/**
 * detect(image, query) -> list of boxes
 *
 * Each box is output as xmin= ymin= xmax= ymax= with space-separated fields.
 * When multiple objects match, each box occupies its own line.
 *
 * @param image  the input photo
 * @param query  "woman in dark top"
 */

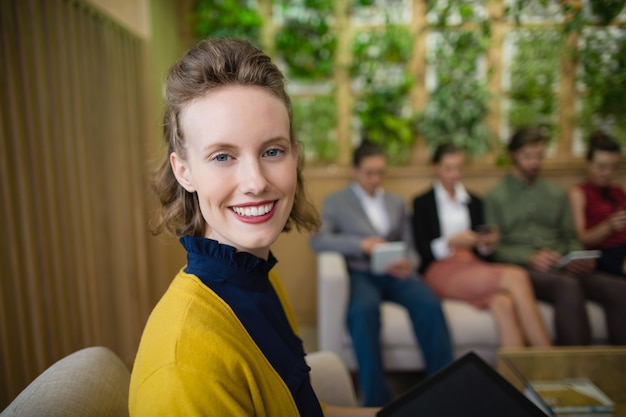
xmin=569 ymin=131 xmax=626 ymax=277
xmin=411 ymin=143 xmax=551 ymax=347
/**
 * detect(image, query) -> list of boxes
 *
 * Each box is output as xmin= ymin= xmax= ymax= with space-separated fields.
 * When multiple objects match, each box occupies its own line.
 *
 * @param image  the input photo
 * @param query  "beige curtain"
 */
xmin=0 ymin=0 xmax=159 ymax=406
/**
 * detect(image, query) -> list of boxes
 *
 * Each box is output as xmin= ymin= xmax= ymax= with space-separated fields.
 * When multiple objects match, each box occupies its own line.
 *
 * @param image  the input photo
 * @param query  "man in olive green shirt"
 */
xmin=485 ymin=126 xmax=626 ymax=345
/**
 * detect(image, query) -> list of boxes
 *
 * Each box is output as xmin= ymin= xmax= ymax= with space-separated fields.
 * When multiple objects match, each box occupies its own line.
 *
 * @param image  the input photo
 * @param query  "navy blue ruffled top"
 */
xmin=181 ymin=235 xmax=323 ymax=417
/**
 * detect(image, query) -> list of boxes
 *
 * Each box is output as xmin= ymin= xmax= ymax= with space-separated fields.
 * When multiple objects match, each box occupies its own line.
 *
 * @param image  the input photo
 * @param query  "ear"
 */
xmin=293 ymin=142 xmax=300 ymax=159
xmin=170 ymin=152 xmax=196 ymax=193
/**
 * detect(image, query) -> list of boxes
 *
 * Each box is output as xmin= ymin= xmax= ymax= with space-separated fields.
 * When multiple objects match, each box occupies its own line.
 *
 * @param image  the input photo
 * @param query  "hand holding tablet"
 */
xmin=554 ymin=250 xmax=601 ymax=269
xmin=371 ymin=241 xmax=407 ymax=274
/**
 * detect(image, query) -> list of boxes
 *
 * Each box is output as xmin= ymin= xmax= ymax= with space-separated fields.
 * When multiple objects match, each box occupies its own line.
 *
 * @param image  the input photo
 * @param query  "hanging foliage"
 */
xmin=292 ymin=94 xmax=338 ymax=163
xmin=351 ymin=24 xmax=417 ymax=165
xmin=190 ymin=0 xmax=262 ymax=44
xmin=274 ymin=0 xmax=336 ymax=80
xmin=417 ymin=0 xmax=494 ymax=156
xmin=578 ymin=27 xmax=626 ymax=140
xmin=507 ymin=29 xmax=563 ymax=138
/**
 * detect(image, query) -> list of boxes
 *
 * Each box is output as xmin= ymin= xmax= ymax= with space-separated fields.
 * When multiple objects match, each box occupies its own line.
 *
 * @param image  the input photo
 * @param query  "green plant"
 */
xmin=416 ymin=28 xmax=494 ymax=155
xmin=589 ymin=0 xmax=626 ymax=24
xmin=504 ymin=0 xmax=626 ymax=143
xmin=274 ymin=0 xmax=336 ymax=80
xmin=190 ymin=0 xmax=262 ymax=43
xmin=351 ymin=24 xmax=417 ymax=165
xmin=507 ymin=29 xmax=563 ymax=138
xmin=578 ymin=27 xmax=626 ymax=140
xmin=417 ymin=0 xmax=494 ymax=156
xmin=292 ymin=95 xmax=338 ymax=163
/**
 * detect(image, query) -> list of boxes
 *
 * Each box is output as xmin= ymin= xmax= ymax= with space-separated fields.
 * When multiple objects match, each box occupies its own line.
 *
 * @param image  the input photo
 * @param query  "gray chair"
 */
xmin=2 ymin=346 xmax=130 ymax=417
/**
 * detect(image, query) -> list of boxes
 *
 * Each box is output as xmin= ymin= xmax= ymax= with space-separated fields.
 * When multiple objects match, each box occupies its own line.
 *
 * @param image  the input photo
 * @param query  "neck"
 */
xmin=442 ymin=182 xmax=455 ymax=197
xmin=512 ymin=167 xmax=534 ymax=185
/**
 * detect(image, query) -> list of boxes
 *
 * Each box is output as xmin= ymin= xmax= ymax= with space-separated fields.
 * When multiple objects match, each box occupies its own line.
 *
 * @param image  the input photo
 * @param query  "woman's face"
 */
xmin=588 ymin=150 xmax=620 ymax=187
xmin=171 ymin=85 xmax=298 ymax=259
xmin=435 ymin=151 xmax=464 ymax=190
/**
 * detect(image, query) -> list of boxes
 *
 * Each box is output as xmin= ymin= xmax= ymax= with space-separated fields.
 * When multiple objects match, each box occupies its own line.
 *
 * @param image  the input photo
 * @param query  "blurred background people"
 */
xmin=310 ymin=139 xmax=453 ymax=407
xmin=412 ymin=143 xmax=551 ymax=348
xmin=484 ymin=126 xmax=626 ymax=346
xmin=569 ymin=131 xmax=626 ymax=277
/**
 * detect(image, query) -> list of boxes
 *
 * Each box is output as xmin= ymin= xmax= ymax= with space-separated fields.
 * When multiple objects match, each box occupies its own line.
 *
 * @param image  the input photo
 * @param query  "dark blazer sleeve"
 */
xmin=411 ymin=189 xmax=440 ymax=274
xmin=468 ymin=193 xmax=496 ymax=261
xmin=467 ymin=192 xmax=485 ymax=230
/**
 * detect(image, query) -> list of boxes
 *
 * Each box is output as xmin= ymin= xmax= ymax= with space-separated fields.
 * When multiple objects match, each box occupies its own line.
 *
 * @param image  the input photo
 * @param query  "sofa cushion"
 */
xmin=342 ymin=300 xmax=607 ymax=350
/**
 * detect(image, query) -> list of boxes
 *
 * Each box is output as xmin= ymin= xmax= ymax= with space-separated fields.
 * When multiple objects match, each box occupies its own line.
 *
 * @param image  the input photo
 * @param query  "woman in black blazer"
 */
xmin=411 ymin=143 xmax=551 ymax=347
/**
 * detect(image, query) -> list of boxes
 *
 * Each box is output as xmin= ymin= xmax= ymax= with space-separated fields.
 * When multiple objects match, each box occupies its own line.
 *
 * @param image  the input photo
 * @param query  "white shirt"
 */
xmin=431 ymin=181 xmax=471 ymax=259
xmin=351 ymin=183 xmax=391 ymax=237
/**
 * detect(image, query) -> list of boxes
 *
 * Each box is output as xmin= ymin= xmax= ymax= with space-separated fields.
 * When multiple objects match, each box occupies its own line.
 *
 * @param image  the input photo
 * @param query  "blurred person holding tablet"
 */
xmin=310 ymin=139 xmax=453 ymax=407
xmin=412 ymin=143 xmax=551 ymax=348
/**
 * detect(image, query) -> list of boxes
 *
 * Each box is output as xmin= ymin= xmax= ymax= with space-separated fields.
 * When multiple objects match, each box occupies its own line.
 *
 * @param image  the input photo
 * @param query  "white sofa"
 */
xmin=317 ymin=251 xmax=609 ymax=371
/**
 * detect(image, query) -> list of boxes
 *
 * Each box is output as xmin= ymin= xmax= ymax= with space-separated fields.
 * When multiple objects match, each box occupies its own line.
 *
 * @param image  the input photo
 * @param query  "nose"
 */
xmin=238 ymin=159 xmax=269 ymax=195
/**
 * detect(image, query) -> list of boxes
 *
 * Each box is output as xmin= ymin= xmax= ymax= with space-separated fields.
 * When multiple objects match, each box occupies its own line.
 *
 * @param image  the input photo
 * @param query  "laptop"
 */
xmin=377 ymin=352 xmax=547 ymax=417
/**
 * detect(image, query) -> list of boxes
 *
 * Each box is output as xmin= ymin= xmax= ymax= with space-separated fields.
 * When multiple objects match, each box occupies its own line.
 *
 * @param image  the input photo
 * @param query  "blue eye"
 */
xmin=264 ymin=148 xmax=284 ymax=158
xmin=212 ymin=153 xmax=230 ymax=162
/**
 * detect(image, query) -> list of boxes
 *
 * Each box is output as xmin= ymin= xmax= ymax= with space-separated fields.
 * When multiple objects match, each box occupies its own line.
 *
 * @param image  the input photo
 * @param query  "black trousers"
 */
xmin=597 ymin=246 xmax=626 ymax=277
xmin=527 ymin=268 xmax=626 ymax=345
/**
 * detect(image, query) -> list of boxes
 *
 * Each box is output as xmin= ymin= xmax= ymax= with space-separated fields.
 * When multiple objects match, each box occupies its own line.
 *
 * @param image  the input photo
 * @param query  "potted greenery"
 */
xmin=351 ymin=23 xmax=417 ymax=165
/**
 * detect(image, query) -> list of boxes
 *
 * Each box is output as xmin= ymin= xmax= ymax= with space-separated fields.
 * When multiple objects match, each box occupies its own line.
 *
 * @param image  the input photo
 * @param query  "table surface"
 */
xmin=497 ymin=347 xmax=626 ymax=416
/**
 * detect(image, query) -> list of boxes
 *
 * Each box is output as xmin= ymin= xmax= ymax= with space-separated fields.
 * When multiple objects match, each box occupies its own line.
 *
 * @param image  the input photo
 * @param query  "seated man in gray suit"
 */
xmin=310 ymin=139 xmax=453 ymax=407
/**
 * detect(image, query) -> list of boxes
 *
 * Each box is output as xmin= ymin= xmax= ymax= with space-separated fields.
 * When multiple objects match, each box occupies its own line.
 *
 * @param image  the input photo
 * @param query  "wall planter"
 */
xmin=186 ymin=0 xmax=626 ymax=164
xmin=190 ymin=0 xmax=262 ymax=43
xmin=578 ymin=26 xmax=626 ymax=140
xmin=417 ymin=0 xmax=494 ymax=156
xmin=507 ymin=28 xmax=562 ymax=138
xmin=274 ymin=0 xmax=336 ymax=80
xmin=292 ymin=94 xmax=338 ymax=163
xmin=351 ymin=24 xmax=417 ymax=165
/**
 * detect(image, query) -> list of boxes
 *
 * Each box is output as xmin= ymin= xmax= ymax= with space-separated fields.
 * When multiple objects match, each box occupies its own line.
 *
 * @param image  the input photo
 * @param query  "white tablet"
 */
xmin=371 ymin=241 xmax=407 ymax=274
xmin=554 ymin=250 xmax=601 ymax=269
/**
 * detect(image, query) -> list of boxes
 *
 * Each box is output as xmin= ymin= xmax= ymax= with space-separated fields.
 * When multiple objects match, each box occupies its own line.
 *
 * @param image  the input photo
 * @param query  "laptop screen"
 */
xmin=377 ymin=352 xmax=547 ymax=417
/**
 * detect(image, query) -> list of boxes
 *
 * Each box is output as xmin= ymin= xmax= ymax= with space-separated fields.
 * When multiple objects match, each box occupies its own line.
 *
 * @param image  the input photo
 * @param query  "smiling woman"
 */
xmin=169 ymin=85 xmax=297 ymax=259
xmin=129 ymin=37 xmax=379 ymax=417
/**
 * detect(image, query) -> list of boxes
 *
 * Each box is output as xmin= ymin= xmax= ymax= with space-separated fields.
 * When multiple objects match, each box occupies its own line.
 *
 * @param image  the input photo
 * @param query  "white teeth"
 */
xmin=233 ymin=203 xmax=274 ymax=217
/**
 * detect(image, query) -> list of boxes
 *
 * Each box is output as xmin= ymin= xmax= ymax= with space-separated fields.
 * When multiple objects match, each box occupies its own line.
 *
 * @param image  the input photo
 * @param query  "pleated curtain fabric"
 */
xmin=0 ymin=0 xmax=156 ymax=407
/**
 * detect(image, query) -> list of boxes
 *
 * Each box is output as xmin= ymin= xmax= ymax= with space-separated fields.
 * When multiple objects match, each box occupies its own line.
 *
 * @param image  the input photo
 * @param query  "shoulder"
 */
xmin=568 ymin=183 xmax=585 ymax=200
xmin=613 ymin=183 xmax=626 ymax=196
xmin=468 ymin=192 xmax=484 ymax=207
xmin=484 ymin=178 xmax=508 ymax=201
xmin=324 ymin=186 xmax=354 ymax=205
xmin=538 ymin=177 xmax=567 ymax=198
xmin=412 ymin=188 xmax=434 ymax=205
xmin=130 ymin=274 xmax=265 ymax=412
xmin=136 ymin=272 xmax=254 ymax=364
xmin=385 ymin=191 xmax=405 ymax=205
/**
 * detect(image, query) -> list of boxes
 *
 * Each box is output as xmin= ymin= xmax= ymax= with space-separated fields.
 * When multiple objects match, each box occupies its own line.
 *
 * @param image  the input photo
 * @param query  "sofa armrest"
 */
xmin=2 ymin=346 xmax=130 ymax=417
xmin=317 ymin=252 xmax=350 ymax=355
xmin=306 ymin=350 xmax=358 ymax=407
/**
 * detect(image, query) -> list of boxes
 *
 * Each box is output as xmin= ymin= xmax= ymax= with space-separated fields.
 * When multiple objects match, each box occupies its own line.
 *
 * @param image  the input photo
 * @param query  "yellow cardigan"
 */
xmin=129 ymin=269 xmax=309 ymax=416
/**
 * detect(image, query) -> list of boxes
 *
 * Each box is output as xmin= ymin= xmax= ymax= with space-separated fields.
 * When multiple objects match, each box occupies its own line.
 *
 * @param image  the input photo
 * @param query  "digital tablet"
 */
xmin=376 ymin=352 xmax=547 ymax=417
xmin=554 ymin=250 xmax=601 ymax=269
xmin=371 ymin=241 xmax=407 ymax=274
